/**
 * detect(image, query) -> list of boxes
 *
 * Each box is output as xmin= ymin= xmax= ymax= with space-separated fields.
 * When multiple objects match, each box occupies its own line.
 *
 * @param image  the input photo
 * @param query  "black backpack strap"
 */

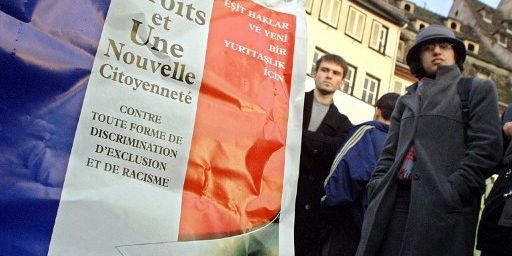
xmin=457 ymin=77 xmax=473 ymax=144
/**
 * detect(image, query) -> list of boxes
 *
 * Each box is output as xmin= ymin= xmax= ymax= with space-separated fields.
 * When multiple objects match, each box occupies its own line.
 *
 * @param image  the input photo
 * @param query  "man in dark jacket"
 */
xmin=357 ymin=25 xmax=502 ymax=256
xmin=321 ymin=92 xmax=399 ymax=256
xmin=294 ymin=53 xmax=353 ymax=256
xmin=477 ymin=105 xmax=512 ymax=256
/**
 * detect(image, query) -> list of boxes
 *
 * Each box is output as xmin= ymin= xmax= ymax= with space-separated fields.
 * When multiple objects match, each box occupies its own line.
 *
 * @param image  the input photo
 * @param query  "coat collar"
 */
xmin=402 ymin=65 xmax=462 ymax=113
xmin=303 ymin=90 xmax=339 ymax=132
xmin=405 ymin=65 xmax=462 ymax=94
xmin=402 ymin=83 xmax=419 ymax=114
xmin=303 ymin=90 xmax=314 ymax=129
xmin=358 ymin=120 xmax=389 ymax=133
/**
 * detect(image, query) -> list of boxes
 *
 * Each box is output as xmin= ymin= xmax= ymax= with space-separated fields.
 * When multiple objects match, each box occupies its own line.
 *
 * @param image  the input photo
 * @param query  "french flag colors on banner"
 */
xmin=0 ymin=0 xmax=306 ymax=255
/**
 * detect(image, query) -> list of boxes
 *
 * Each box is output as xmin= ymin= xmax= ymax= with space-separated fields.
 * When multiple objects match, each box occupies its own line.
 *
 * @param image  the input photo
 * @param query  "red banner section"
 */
xmin=179 ymin=0 xmax=296 ymax=240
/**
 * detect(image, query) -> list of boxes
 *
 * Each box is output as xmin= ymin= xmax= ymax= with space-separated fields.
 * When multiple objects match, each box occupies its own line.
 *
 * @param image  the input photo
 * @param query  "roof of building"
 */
xmin=456 ymin=0 xmax=512 ymax=69
xmin=388 ymin=0 xmax=512 ymax=71
xmin=465 ymin=0 xmax=506 ymax=35
xmin=353 ymin=0 xmax=408 ymax=27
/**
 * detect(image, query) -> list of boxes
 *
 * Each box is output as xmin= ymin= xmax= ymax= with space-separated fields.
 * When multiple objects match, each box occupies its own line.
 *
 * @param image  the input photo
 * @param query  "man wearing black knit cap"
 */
xmin=356 ymin=25 xmax=502 ymax=256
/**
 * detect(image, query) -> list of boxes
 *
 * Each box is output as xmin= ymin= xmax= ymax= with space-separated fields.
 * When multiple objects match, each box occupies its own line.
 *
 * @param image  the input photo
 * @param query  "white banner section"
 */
xmin=49 ymin=0 xmax=212 ymax=255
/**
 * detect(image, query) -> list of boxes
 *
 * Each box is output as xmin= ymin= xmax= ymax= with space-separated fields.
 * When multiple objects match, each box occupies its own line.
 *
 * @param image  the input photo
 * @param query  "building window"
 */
xmin=345 ymin=7 xmax=366 ymax=41
xmin=506 ymin=23 xmax=512 ymax=34
xmin=342 ymin=64 xmax=357 ymax=95
xmin=309 ymin=47 xmax=328 ymax=75
xmin=305 ymin=0 xmax=314 ymax=13
xmin=404 ymin=4 xmax=411 ymax=12
xmin=319 ymin=0 xmax=341 ymax=27
xmin=446 ymin=19 xmax=461 ymax=32
xmin=416 ymin=20 xmax=429 ymax=31
xmin=477 ymin=70 xmax=492 ymax=79
xmin=481 ymin=10 xmax=492 ymax=23
xmin=445 ymin=19 xmax=461 ymax=32
xmin=369 ymin=20 xmax=388 ymax=54
xmin=497 ymin=34 xmax=508 ymax=47
xmin=467 ymin=43 xmax=475 ymax=52
xmin=362 ymin=74 xmax=380 ymax=105
xmin=394 ymin=81 xmax=404 ymax=94
xmin=464 ymin=40 xmax=479 ymax=54
xmin=401 ymin=1 xmax=414 ymax=13
xmin=397 ymin=40 xmax=406 ymax=62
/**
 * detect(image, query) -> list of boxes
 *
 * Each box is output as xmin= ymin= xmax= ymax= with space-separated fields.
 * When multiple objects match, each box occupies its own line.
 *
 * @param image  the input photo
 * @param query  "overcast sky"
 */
xmin=408 ymin=0 xmax=501 ymax=16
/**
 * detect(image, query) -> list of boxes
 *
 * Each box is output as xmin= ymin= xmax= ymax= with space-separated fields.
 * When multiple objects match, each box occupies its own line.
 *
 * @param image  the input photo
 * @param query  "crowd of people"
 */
xmin=294 ymin=25 xmax=512 ymax=256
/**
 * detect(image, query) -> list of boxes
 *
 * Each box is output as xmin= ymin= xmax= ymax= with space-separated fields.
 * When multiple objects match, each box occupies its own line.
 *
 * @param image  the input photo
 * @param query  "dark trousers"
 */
xmin=480 ymin=250 xmax=512 ymax=256
xmin=378 ymin=181 xmax=411 ymax=256
xmin=321 ymin=217 xmax=360 ymax=256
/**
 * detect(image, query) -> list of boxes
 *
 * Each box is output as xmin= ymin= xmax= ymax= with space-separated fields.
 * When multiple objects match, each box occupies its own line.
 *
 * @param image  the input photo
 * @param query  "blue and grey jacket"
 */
xmin=322 ymin=120 xmax=389 ymax=227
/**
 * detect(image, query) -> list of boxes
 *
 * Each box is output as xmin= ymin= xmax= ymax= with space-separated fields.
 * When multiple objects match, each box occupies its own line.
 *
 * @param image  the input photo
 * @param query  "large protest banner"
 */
xmin=0 ymin=0 xmax=306 ymax=255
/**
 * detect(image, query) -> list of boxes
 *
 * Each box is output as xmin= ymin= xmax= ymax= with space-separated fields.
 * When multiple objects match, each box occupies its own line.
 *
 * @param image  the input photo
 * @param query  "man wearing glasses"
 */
xmin=356 ymin=25 xmax=502 ymax=256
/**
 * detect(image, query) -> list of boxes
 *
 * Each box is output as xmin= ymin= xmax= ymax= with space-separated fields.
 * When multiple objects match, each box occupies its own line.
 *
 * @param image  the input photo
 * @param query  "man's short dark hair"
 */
xmin=376 ymin=92 xmax=400 ymax=120
xmin=315 ymin=54 xmax=348 ymax=79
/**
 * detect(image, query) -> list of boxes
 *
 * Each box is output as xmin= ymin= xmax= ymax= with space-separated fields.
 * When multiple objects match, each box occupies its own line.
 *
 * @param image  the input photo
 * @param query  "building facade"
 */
xmin=305 ymin=0 xmax=406 ymax=124
xmin=306 ymin=0 xmax=512 ymax=122
xmin=389 ymin=0 xmax=512 ymax=109
xmin=449 ymin=0 xmax=512 ymax=107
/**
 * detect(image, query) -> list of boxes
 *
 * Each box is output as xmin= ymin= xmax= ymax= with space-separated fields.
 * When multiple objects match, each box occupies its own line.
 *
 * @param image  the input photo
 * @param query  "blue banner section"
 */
xmin=0 ymin=1 xmax=110 ymax=255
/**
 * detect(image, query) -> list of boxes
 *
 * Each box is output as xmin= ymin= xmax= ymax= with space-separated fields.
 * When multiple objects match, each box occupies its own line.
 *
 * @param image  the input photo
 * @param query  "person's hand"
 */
xmin=503 ymin=121 xmax=512 ymax=137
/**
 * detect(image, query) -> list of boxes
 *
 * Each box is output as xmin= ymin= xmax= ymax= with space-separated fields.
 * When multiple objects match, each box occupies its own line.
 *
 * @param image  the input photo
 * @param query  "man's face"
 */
xmin=420 ymin=41 xmax=456 ymax=75
xmin=314 ymin=61 xmax=344 ymax=95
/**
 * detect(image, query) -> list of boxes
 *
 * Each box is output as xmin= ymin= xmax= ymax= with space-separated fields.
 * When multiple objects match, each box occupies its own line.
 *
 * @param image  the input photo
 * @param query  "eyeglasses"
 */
xmin=420 ymin=42 xmax=453 ymax=52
